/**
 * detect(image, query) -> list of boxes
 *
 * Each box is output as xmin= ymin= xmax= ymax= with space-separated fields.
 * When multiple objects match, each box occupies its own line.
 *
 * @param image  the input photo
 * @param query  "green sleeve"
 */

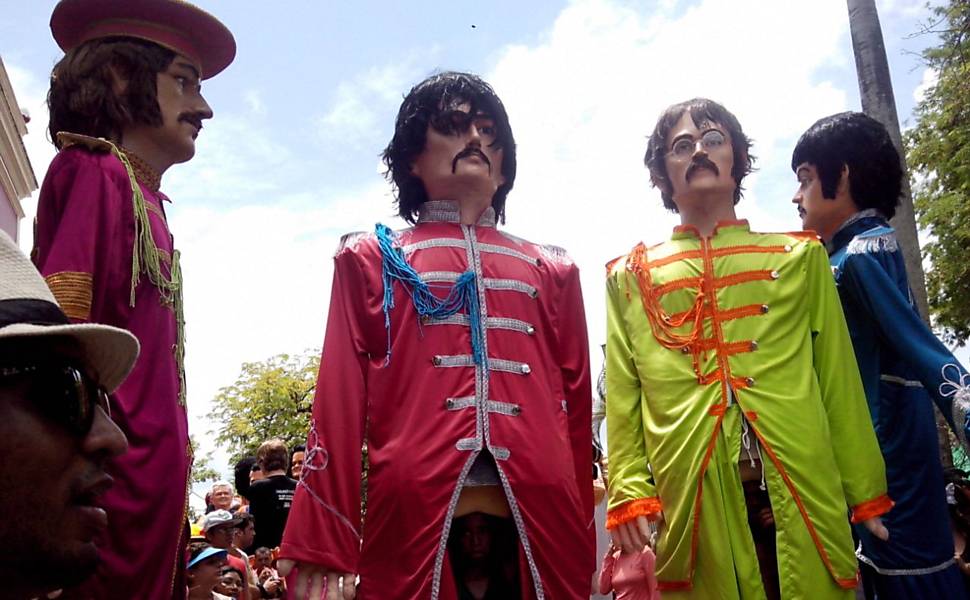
xmin=605 ymin=270 xmax=661 ymax=526
xmin=806 ymin=241 xmax=890 ymax=514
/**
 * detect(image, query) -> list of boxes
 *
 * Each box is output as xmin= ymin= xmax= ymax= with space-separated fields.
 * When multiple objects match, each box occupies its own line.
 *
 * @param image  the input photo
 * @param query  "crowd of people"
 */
xmin=4 ymin=0 xmax=970 ymax=599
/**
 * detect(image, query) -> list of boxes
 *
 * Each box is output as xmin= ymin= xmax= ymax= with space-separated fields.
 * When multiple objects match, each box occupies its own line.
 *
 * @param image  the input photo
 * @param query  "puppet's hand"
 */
xmin=277 ymin=559 xmax=356 ymax=600
xmin=609 ymin=514 xmax=658 ymax=554
xmin=861 ymin=516 xmax=889 ymax=542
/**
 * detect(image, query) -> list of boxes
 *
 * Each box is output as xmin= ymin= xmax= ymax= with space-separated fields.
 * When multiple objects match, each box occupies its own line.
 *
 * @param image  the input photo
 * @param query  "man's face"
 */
xmin=189 ymin=555 xmax=226 ymax=592
xmin=459 ymin=514 xmax=492 ymax=562
xmin=124 ymin=54 xmax=213 ymax=168
xmin=0 ymin=353 xmax=127 ymax=593
xmin=663 ymin=112 xmax=737 ymax=211
xmin=205 ymin=524 xmax=235 ymax=550
xmin=211 ymin=485 xmax=233 ymax=510
xmin=236 ymin=521 xmax=255 ymax=549
xmin=291 ymin=451 xmax=305 ymax=479
xmin=410 ymin=102 xmax=506 ymax=205
xmin=792 ymin=162 xmax=855 ymax=241
xmin=255 ymin=548 xmax=272 ymax=569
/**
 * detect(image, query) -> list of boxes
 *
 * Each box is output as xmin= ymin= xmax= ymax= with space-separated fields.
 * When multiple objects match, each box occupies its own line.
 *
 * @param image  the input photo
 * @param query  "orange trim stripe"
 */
xmin=654 ymin=276 xmax=703 ymax=297
xmin=671 ymin=303 xmax=766 ymax=324
xmin=714 ymin=270 xmax=776 ymax=289
xmin=850 ymin=494 xmax=894 ymax=523
xmin=749 ymin=424 xmax=859 ymax=589
xmin=711 ymin=244 xmax=791 ymax=258
xmin=646 ymin=249 xmax=703 ymax=270
xmin=606 ymin=497 xmax=663 ymax=529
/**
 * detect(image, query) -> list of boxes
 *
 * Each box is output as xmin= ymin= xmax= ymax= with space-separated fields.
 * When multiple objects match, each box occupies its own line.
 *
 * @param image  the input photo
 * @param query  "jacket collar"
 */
xmin=826 ymin=209 xmax=886 ymax=255
xmin=416 ymin=200 xmax=497 ymax=227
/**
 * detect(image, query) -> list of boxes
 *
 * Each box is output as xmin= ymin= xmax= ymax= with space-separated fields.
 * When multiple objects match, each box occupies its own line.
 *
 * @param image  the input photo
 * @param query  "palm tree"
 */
xmin=847 ymin=0 xmax=952 ymax=465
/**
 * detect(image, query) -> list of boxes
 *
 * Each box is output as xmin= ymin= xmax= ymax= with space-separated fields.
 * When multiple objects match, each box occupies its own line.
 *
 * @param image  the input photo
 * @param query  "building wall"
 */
xmin=0 ymin=185 xmax=16 ymax=241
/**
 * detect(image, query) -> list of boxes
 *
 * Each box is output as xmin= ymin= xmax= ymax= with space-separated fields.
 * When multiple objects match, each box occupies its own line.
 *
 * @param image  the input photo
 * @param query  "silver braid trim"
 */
xmin=477 ymin=243 xmax=540 ymax=266
xmin=856 ymin=544 xmax=956 ymax=576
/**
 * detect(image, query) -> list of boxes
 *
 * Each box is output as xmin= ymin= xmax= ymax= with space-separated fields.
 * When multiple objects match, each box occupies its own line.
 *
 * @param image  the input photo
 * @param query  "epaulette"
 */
xmin=846 ymin=226 xmax=897 ymax=255
xmin=56 ymin=132 xmax=117 ymax=154
xmin=606 ymin=254 xmax=626 ymax=274
xmin=334 ymin=231 xmax=371 ymax=256
xmin=538 ymin=243 xmax=573 ymax=266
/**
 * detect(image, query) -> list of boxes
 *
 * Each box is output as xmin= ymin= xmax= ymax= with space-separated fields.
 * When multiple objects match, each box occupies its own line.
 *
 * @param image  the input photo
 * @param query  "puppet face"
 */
xmin=123 ymin=53 xmax=213 ymax=169
xmin=792 ymin=162 xmax=853 ymax=241
xmin=663 ymin=112 xmax=737 ymax=211
xmin=409 ymin=102 xmax=506 ymax=204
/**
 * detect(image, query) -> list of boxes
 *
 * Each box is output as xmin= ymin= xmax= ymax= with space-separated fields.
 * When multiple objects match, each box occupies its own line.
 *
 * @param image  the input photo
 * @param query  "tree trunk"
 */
xmin=847 ymin=0 xmax=952 ymax=467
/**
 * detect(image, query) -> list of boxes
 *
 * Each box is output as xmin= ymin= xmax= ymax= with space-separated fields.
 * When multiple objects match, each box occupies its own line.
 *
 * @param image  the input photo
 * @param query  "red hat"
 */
xmin=51 ymin=0 xmax=236 ymax=79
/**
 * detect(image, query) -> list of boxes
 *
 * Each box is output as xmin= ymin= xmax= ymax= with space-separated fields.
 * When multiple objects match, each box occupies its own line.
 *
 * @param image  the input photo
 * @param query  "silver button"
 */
xmin=681 ymin=346 xmax=691 ymax=354
xmin=760 ymin=304 xmax=770 ymax=314
xmin=770 ymin=270 xmax=780 ymax=280
xmin=745 ymin=377 xmax=756 ymax=387
xmin=784 ymin=244 xmax=792 ymax=252
xmin=526 ymin=325 xmax=535 ymax=335
xmin=432 ymin=355 xmax=443 ymax=366
xmin=512 ymin=406 xmax=522 ymax=416
xmin=530 ymin=290 xmax=539 ymax=299
xmin=521 ymin=364 xmax=531 ymax=374
xmin=749 ymin=341 xmax=758 ymax=351
xmin=445 ymin=399 xmax=454 ymax=409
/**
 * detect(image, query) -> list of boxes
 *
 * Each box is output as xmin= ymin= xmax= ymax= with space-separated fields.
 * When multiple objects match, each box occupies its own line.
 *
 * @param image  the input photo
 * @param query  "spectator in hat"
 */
xmin=202 ymin=511 xmax=258 ymax=600
xmin=34 ymin=1 xmax=235 ymax=597
xmin=186 ymin=543 xmax=229 ymax=600
xmin=0 ymin=230 xmax=134 ymax=599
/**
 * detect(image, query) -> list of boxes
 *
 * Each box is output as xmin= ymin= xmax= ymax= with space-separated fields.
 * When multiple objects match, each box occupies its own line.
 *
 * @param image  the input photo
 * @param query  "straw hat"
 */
xmin=0 ymin=231 xmax=138 ymax=392
xmin=51 ymin=0 xmax=236 ymax=79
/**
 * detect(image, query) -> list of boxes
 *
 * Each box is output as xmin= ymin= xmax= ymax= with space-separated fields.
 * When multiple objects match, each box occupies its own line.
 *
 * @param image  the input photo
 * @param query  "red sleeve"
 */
xmin=597 ymin=549 xmax=616 ymax=594
xmin=32 ymin=149 xmax=131 ymax=323
xmin=279 ymin=240 xmax=376 ymax=573
xmin=555 ymin=262 xmax=595 ymax=572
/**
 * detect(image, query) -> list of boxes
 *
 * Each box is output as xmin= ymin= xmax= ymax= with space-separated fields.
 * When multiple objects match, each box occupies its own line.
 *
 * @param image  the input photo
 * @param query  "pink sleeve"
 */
xmin=597 ymin=549 xmax=617 ymax=595
xmin=278 ymin=244 xmax=379 ymax=573
xmin=32 ymin=150 xmax=131 ymax=323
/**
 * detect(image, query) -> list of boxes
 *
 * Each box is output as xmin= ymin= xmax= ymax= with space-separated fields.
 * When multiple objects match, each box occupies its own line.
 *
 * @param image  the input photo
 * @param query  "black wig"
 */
xmin=382 ymin=71 xmax=517 ymax=224
xmin=791 ymin=111 xmax=902 ymax=219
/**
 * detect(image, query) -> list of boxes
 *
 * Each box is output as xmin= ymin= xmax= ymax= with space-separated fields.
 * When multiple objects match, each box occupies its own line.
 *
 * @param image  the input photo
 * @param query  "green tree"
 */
xmin=212 ymin=350 xmax=320 ymax=462
xmin=906 ymin=0 xmax=970 ymax=345
xmin=189 ymin=433 xmax=219 ymax=487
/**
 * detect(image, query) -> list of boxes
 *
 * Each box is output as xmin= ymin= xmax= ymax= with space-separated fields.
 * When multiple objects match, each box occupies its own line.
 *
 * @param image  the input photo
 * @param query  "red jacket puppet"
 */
xmin=280 ymin=200 xmax=595 ymax=599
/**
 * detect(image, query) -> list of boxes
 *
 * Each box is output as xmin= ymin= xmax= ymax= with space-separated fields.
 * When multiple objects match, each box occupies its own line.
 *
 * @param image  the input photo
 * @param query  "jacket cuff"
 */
xmin=850 ymin=494 xmax=894 ymax=523
xmin=606 ymin=497 xmax=662 ymax=530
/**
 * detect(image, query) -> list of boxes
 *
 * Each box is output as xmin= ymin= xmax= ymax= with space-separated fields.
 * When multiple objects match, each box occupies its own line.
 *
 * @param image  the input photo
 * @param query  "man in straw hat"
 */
xmin=0 ymin=231 xmax=134 ymax=599
xmin=31 ymin=1 xmax=235 ymax=597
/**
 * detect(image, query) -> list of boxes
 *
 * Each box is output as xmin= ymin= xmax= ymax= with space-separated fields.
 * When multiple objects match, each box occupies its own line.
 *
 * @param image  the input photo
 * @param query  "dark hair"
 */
xmin=257 ymin=438 xmax=289 ymax=472
xmin=187 ymin=542 xmax=214 ymax=565
xmin=291 ymin=444 xmax=305 ymax=457
xmin=791 ymin=112 xmax=902 ymax=219
xmin=220 ymin=565 xmax=244 ymax=580
xmin=233 ymin=511 xmax=254 ymax=529
xmin=233 ymin=456 xmax=256 ymax=499
xmin=382 ymin=71 xmax=517 ymax=224
xmin=644 ymin=98 xmax=755 ymax=212
xmin=47 ymin=37 xmax=175 ymax=147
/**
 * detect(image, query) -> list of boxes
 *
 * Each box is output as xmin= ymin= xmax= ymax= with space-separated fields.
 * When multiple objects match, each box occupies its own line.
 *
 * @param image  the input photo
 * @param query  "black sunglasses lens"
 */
xmin=30 ymin=367 xmax=94 ymax=434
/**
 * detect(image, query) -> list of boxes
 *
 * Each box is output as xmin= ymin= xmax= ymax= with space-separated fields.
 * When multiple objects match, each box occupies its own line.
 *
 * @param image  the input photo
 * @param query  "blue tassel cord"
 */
xmin=376 ymin=223 xmax=486 ymax=366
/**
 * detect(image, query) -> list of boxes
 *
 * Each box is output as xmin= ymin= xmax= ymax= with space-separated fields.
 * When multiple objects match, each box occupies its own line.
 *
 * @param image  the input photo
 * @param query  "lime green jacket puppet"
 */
xmin=605 ymin=221 xmax=891 ymax=599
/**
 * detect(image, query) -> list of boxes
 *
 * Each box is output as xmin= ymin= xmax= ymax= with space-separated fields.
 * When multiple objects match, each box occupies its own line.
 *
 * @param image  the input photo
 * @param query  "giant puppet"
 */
xmin=278 ymin=72 xmax=595 ymax=599
xmin=32 ymin=1 xmax=235 ymax=597
xmin=793 ymin=111 xmax=970 ymax=599
xmin=604 ymin=98 xmax=891 ymax=599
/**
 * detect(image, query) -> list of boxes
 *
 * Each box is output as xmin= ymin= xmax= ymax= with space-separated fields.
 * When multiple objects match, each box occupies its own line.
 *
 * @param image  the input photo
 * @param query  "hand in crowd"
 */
xmin=610 ymin=514 xmax=658 ymax=554
xmin=277 ymin=560 xmax=356 ymax=600
xmin=861 ymin=516 xmax=890 ymax=541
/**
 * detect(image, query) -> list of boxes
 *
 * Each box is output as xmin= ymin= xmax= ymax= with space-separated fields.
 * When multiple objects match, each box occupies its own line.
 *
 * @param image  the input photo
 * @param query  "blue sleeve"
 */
xmin=840 ymin=249 xmax=970 ymax=448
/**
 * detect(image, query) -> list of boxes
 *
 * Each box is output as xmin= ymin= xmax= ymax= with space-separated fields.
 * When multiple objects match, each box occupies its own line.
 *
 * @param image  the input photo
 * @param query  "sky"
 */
xmin=2 ymin=0 xmax=966 ymax=505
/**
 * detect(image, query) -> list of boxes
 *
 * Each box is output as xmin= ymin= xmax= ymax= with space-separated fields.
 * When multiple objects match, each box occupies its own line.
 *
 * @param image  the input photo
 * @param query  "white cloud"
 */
xmin=913 ymin=66 xmax=938 ymax=103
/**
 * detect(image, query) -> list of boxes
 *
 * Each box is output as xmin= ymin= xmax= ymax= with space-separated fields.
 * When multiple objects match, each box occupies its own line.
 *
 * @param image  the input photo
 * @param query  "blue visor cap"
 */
xmin=187 ymin=547 xmax=228 ymax=569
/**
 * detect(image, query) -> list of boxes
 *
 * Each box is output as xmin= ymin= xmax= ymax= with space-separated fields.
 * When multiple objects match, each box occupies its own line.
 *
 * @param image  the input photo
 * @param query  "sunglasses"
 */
xmin=0 ymin=364 xmax=111 ymax=435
